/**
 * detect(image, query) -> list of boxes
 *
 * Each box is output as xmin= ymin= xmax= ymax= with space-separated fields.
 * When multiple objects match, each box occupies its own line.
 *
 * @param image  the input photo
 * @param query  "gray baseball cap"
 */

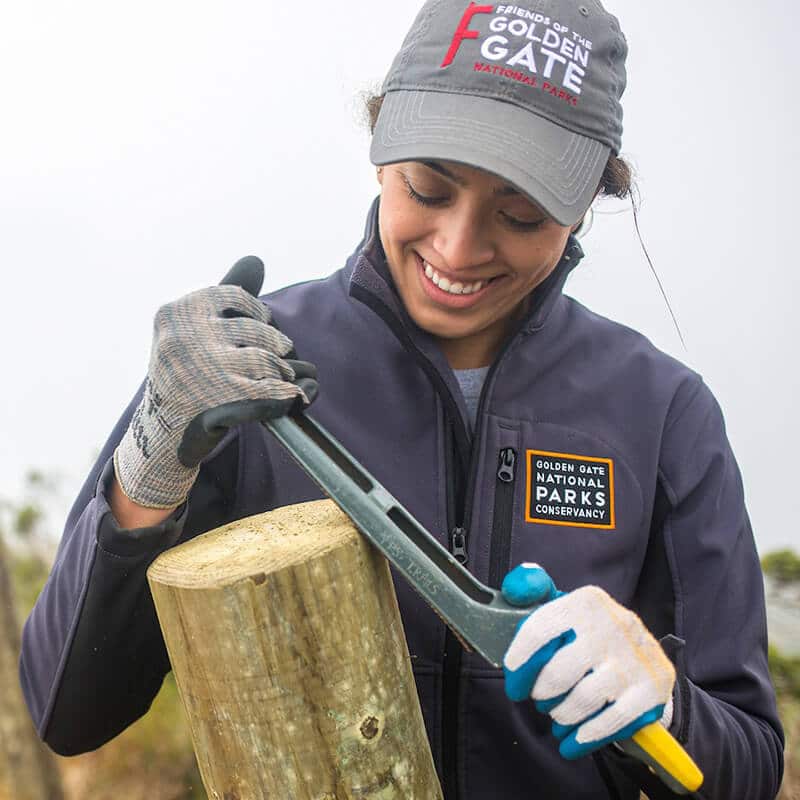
xmin=370 ymin=0 xmax=628 ymax=226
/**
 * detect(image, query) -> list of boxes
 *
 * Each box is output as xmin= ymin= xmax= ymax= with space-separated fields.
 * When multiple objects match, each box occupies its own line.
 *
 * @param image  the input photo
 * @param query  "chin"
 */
xmin=410 ymin=308 xmax=481 ymax=340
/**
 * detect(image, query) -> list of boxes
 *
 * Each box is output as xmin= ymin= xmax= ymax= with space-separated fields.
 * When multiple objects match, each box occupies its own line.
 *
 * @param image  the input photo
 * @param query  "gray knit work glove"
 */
xmin=113 ymin=256 xmax=318 ymax=509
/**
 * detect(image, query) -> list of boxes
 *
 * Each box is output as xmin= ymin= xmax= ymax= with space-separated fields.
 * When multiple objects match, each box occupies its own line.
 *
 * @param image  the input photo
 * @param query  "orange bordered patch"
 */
xmin=525 ymin=450 xmax=615 ymax=530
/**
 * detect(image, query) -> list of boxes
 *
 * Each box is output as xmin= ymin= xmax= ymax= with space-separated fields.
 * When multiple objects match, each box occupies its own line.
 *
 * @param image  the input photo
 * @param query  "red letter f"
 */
xmin=441 ymin=2 xmax=494 ymax=67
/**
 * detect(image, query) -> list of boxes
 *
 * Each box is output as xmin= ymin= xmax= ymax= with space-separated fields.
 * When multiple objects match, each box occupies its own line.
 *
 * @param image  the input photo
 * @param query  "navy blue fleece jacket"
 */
xmin=20 ymin=200 xmax=783 ymax=799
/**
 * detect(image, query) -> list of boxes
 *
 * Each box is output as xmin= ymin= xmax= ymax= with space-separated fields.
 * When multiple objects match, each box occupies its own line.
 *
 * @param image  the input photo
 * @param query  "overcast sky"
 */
xmin=1 ymin=0 xmax=797 ymax=554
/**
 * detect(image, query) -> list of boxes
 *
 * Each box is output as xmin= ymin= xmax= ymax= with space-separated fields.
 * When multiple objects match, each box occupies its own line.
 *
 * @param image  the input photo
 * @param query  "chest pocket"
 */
xmin=470 ymin=417 xmax=646 ymax=597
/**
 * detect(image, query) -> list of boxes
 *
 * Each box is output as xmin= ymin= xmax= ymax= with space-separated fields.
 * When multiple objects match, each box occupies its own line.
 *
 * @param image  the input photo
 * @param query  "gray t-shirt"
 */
xmin=453 ymin=366 xmax=490 ymax=430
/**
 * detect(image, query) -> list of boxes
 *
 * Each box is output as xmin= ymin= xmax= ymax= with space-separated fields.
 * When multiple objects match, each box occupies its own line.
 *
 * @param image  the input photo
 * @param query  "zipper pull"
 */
xmin=450 ymin=527 xmax=468 ymax=565
xmin=498 ymin=448 xmax=517 ymax=483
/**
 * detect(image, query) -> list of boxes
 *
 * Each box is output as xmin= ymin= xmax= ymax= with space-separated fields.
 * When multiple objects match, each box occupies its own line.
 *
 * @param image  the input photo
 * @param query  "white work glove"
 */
xmin=502 ymin=563 xmax=675 ymax=760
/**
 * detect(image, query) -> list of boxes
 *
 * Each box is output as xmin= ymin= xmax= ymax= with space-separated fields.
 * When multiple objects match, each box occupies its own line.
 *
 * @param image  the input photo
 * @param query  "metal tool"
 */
xmin=263 ymin=412 xmax=703 ymax=795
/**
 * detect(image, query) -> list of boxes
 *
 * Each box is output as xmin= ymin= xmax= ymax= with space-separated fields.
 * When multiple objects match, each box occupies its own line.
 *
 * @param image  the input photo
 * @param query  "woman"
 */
xmin=20 ymin=0 xmax=783 ymax=797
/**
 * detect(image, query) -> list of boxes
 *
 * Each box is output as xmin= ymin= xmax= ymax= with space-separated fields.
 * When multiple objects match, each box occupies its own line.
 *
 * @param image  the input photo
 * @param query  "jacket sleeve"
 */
xmin=18 ymin=384 xmax=240 ymax=756
xmin=605 ymin=378 xmax=784 ymax=799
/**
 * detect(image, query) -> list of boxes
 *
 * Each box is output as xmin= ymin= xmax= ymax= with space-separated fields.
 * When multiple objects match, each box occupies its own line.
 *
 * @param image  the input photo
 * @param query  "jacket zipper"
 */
xmin=442 ymin=416 xmax=467 ymax=797
xmin=440 ymin=330 xmax=524 ymax=798
xmin=350 ymin=260 xmax=576 ymax=798
xmin=487 ymin=448 xmax=518 ymax=588
xmin=349 ymin=285 xmax=472 ymax=796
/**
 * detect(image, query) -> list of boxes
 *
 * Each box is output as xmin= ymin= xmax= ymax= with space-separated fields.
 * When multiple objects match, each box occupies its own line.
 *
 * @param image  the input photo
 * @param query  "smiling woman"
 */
xmin=18 ymin=0 xmax=784 ymax=798
xmin=377 ymin=159 xmax=576 ymax=367
xmin=366 ymin=89 xmax=634 ymax=371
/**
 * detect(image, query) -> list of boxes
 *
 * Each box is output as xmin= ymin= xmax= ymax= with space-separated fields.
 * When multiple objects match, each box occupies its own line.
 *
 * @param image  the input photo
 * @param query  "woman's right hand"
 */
xmin=112 ymin=256 xmax=317 ymax=515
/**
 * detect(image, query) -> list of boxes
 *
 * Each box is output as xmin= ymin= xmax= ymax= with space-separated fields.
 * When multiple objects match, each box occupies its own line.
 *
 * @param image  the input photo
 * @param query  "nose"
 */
xmin=431 ymin=203 xmax=495 ymax=273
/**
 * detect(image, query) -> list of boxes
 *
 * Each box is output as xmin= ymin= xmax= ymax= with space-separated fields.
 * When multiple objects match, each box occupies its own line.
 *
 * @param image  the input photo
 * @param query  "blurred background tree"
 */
xmin=761 ymin=547 xmax=800 ymax=798
xmin=0 ymin=470 xmax=203 ymax=799
xmin=0 ymin=475 xmax=64 ymax=799
xmin=763 ymin=549 xmax=800 ymax=586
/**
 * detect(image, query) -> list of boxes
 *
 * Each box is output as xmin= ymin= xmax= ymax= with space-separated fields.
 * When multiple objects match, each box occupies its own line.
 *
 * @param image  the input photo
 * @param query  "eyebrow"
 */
xmin=421 ymin=160 xmax=521 ymax=197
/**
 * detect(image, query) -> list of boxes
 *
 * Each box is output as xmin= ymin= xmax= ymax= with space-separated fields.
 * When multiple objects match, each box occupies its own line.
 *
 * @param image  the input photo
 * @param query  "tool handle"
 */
xmin=263 ymin=413 xmax=703 ymax=794
xmin=617 ymin=723 xmax=703 ymax=794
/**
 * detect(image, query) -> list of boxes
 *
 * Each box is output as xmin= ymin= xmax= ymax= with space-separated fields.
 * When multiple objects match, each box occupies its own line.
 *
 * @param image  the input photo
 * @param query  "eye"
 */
xmin=500 ymin=210 xmax=546 ymax=232
xmin=402 ymin=175 xmax=448 ymax=207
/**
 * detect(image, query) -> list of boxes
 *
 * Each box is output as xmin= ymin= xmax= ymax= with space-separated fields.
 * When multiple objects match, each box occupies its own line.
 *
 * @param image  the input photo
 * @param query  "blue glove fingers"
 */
xmin=501 ymin=563 xmax=564 ymax=607
xmin=551 ymin=719 xmax=576 ymax=741
xmin=535 ymin=692 xmax=569 ymax=714
xmin=558 ymin=704 xmax=665 ymax=760
xmin=539 ymin=695 xmax=577 ymax=742
xmin=504 ymin=629 xmax=576 ymax=702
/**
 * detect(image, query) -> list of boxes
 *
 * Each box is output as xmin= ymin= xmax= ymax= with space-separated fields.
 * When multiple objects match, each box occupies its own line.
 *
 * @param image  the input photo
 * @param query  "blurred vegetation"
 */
xmin=763 ymin=549 xmax=800 ymax=586
xmin=770 ymin=640 xmax=800 ymax=799
xmin=2 ymin=475 xmax=800 ymax=798
xmin=9 ymin=550 xmax=203 ymax=797
xmin=11 ymin=554 xmax=50 ymax=629
xmin=2 ymin=472 xmax=204 ymax=799
xmin=760 ymin=550 xmax=800 ymax=799
xmin=778 ymin=694 xmax=800 ymax=800
xmin=771 ymin=646 xmax=800 ymax=701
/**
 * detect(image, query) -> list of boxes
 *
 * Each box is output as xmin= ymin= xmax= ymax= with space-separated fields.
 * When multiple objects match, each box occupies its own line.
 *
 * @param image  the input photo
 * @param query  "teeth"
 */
xmin=423 ymin=260 xmax=486 ymax=295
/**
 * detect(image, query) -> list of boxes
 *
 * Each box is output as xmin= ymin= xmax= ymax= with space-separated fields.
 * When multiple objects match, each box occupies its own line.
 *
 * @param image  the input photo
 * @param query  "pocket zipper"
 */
xmin=450 ymin=526 xmax=468 ymax=564
xmin=488 ymin=448 xmax=517 ymax=588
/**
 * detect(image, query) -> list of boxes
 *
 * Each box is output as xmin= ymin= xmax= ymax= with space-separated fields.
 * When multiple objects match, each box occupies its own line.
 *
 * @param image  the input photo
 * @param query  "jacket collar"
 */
xmin=348 ymin=196 xmax=584 ymax=345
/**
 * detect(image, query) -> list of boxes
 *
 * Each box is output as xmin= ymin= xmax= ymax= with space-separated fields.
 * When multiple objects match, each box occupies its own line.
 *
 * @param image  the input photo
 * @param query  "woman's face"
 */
xmin=377 ymin=161 xmax=575 ymax=368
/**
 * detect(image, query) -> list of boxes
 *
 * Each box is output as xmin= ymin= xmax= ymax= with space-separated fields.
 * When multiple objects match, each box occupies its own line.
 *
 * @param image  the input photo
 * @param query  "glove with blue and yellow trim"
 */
xmin=501 ymin=563 xmax=675 ymax=760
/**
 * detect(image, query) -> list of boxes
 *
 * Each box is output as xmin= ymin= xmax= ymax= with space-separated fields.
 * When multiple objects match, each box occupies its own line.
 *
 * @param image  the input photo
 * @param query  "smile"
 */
xmin=413 ymin=253 xmax=500 ymax=310
xmin=423 ymin=261 xmax=487 ymax=296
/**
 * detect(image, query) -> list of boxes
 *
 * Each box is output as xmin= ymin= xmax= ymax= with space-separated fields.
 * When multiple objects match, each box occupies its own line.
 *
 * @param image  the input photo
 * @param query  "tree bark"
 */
xmin=147 ymin=499 xmax=442 ymax=800
xmin=0 ymin=537 xmax=63 ymax=800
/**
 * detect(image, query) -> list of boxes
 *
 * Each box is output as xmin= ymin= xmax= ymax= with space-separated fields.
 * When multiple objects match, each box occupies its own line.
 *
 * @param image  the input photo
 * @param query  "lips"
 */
xmin=423 ymin=261 xmax=488 ymax=296
xmin=414 ymin=253 xmax=499 ymax=309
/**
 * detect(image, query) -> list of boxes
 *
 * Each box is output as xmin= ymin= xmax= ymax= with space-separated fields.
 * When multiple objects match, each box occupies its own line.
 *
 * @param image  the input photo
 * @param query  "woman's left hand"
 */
xmin=501 ymin=563 xmax=676 ymax=759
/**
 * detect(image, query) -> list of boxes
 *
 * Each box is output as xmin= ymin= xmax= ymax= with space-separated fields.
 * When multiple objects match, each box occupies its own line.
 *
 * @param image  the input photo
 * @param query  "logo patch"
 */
xmin=441 ymin=3 xmax=595 ymax=106
xmin=525 ymin=450 xmax=615 ymax=530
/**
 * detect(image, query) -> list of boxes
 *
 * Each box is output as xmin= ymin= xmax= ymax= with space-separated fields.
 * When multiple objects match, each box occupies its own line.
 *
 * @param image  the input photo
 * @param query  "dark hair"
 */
xmin=364 ymin=92 xmax=633 ymax=200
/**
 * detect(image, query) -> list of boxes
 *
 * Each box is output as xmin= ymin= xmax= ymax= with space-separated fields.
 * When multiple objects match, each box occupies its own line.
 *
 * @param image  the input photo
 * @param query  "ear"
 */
xmin=376 ymin=166 xmax=384 ymax=186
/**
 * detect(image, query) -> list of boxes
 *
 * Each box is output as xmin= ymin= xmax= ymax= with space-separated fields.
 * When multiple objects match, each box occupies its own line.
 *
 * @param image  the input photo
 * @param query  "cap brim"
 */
xmin=370 ymin=90 xmax=609 ymax=227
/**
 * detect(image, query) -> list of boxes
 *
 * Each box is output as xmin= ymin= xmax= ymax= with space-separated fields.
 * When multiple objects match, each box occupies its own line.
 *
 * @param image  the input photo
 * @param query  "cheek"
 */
xmin=508 ymin=230 xmax=571 ymax=285
xmin=379 ymin=198 xmax=428 ymax=262
xmin=379 ymin=194 xmax=403 ymax=251
xmin=378 ymin=204 xmax=411 ymax=292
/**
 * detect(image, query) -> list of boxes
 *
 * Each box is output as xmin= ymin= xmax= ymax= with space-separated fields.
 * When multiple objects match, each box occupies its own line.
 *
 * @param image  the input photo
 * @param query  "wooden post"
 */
xmin=147 ymin=499 xmax=442 ymax=800
xmin=0 ymin=538 xmax=63 ymax=800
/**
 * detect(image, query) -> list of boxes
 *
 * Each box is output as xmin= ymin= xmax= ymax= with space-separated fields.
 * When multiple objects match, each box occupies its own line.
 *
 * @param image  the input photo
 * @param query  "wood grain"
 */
xmin=148 ymin=499 xmax=441 ymax=799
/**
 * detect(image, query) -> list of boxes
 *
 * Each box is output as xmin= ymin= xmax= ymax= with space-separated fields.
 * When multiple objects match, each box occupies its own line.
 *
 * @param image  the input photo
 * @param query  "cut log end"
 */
xmin=148 ymin=499 xmax=356 ymax=590
xmin=148 ymin=499 xmax=442 ymax=799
